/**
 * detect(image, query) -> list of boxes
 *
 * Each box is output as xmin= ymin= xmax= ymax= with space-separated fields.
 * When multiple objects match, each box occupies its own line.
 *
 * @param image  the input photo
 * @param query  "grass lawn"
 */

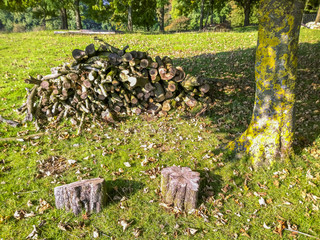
xmin=0 ymin=27 xmax=319 ymax=239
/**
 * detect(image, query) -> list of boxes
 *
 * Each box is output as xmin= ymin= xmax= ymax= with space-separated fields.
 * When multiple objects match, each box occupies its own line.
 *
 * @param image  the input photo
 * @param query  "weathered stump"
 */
xmin=161 ymin=166 xmax=200 ymax=212
xmin=54 ymin=178 xmax=107 ymax=215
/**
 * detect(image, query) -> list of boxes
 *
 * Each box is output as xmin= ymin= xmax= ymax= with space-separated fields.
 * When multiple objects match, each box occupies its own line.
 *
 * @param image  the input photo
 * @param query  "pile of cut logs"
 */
xmin=20 ymin=39 xmax=210 ymax=125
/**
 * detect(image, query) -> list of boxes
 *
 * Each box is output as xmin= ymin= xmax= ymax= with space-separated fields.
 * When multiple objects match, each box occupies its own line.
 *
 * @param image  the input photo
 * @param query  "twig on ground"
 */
xmin=0 ymin=132 xmax=46 ymax=142
xmin=284 ymin=228 xmax=320 ymax=239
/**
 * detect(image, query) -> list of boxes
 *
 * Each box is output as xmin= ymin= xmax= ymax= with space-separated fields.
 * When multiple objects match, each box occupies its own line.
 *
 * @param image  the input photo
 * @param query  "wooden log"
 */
xmin=181 ymin=74 xmax=204 ymax=91
xmin=144 ymin=82 xmax=155 ymax=92
xmin=72 ymin=49 xmax=87 ymax=62
xmin=184 ymin=96 xmax=198 ymax=108
xmin=54 ymin=178 xmax=107 ymax=215
xmin=122 ymin=52 xmax=133 ymax=62
xmin=0 ymin=115 xmax=20 ymax=127
xmin=147 ymin=102 xmax=162 ymax=114
xmin=154 ymin=82 xmax=165 ymax=102
xmin=128 ymin=76 xmax=149 ymax=88
xmin=24 ymin=86 xmax=37 ymax=122
xmin=173 ymin=67 xmax=186 ymax=83
xmin=162 ymin=100 xmax=171 ymax=112
xmin=140 ymin=59 xmax=149 ymax=68
xmin=149 ymin=68 xmax=158 ymax=81
xmin=199 ymin=83 xmax=210 ymax=93
xmin=160 ymin=166 xmax=200 ymax=212
xmin=40 ymin=81 xmax=50 ymax=90
xmin=67 ymin=73 xmax=79 ymax=82
xmin=85 ymin=44 xmax=96 ymax=57
xmin=24 ymin=76 xmax=42 ymax=85
xmin=94 ymin=37 xmax=121 ymax=54
xmin=136 ymin=51 xmax=147 ymax=59
xmin=41 ymin=73 xmax=62 ymax=81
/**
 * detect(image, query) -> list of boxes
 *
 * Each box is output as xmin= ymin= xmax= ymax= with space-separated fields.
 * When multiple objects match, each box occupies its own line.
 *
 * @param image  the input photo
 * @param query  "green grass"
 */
xmin=0 ymin=28 xmax=320 ymax=239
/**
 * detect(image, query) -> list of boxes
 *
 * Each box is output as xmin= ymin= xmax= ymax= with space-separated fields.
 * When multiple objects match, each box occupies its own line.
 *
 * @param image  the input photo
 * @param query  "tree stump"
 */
xmin=161 ymin=166 xmax=200 ymax=212
xmin=54 ymin=178 xmax=107 ymax=215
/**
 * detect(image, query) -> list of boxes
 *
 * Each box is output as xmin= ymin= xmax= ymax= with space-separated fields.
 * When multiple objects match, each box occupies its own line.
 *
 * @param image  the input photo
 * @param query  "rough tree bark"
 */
xmin=128 ymin=4 xmax=133 ymax=32
xmin=315 ymin=4 xmax=320 ymax=24
xmin=74 ymin=0 xmax=82 ymax=30
xmin=200 ymin=0 xmax=205 ymax=30
xmin=54 ymin=178 xmax=107 ymax=215
xmin=60 ymin=7 xmax=68 ymax=30
xmin=228 ymin=0 xmax=306 ymax=167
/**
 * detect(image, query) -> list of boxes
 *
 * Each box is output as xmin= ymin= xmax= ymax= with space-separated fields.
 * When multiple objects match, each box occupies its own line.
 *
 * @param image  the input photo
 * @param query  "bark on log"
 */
xmin=160 ymin=166 xmax=200 ymax=212
xmin=54 ymin=178 xmax=107 ymax=215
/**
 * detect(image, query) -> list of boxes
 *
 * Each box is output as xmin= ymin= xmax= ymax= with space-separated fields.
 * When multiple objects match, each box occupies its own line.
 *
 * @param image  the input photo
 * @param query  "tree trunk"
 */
xmin=54 ymin=178 xmax=107 ymax=215
xmin=74 ymin=0 xmax=82 ymax=30
xmin=158 ymin=5 xmax=165 ymax=32
xmin=210 ymin=0 xmax=214 ymax=25
xmin=228 ymin=0 xmax=306 ymax=167
xmin=315 ymin=4 xmax=320 ymax=24
xmin=128 ymin=4 xmax=133 ymax=32
xmin=243 ymin=0 xmax=251 ymax=26
xmin=161 ymin=166 xmax=200 ymax=212
xmin=60 ymin=7 xmax=68 ymax=30
xmin=200 ymin=0 xmax=205 ymax=30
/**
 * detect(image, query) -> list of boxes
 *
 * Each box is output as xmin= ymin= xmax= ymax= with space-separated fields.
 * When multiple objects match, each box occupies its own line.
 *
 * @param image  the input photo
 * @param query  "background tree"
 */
xmin=228 ymin=0 xmax=306 ymax=167
xmin=233 ymin=0 xmax=259 ymax=26
xmin=132 ymin=0 xmax=157 ymax=31
xmin=315 ymin=4 xmax=320 ymax=23
xmin=157 ymin=0 xmax=169 ymax=32
xmin=171 ymin=0 xmax=229 ymax=30
xmin=108 ymin=0 xmax=157 ymax=31
xmin=73 ymin=0 xmax=82 ymax=29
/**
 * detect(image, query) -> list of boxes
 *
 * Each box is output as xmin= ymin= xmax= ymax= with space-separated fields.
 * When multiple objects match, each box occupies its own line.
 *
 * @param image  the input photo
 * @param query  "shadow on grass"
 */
xmin=175 ymin=41 xmax=320 ymax=156
xmin=105 ymin=178 xmax=144 ymax=206
xmin=198 ymin=170 xmax=223 ymax=204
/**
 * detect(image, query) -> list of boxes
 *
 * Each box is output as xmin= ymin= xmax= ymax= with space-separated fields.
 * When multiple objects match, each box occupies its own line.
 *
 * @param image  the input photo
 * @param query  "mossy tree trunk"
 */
xmin=228 ymin=0 xmax=306 ymax=167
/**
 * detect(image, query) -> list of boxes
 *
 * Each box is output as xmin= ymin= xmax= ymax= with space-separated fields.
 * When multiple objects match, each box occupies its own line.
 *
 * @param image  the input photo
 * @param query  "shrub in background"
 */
xmin=227 ymin=1 xmax=258 ymax=27
xmin=12 ymin=23 xmax=26 ymax=32
xmin=165 ymin=16 xmax=190 ymax=31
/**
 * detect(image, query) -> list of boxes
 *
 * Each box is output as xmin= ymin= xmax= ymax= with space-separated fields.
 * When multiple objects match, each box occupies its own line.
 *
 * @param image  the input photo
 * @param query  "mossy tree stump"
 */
xmin=161 ymin=166 xmax=200 ymax=212
xmin=54 ymin=178 xmax=107 ymax=215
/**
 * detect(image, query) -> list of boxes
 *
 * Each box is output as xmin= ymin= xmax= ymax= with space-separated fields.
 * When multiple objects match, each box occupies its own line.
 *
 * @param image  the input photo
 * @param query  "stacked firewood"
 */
xmin=20 ymin=39 xmax=210 ymax=125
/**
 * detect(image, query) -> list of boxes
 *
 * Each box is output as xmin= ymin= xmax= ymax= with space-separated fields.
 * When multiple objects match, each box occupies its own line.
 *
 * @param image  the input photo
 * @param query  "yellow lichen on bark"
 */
xmin=227 ymin=0 xmax=306 ymax=167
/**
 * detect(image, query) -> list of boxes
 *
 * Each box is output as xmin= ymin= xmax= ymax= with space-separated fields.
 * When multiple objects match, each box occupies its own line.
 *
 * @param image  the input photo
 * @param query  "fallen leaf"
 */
xmin=259 ymin=197 xmax=266 ymax=206
xmin=37 ymin=199 xmax=52 ymax=214
xmin=274 ymin=220 xmax=286 ymax=238
xmin=124 ymin=162 xmax=131 ymax=167
xmin=185 ymin=228 xmax=198 ymax=236
xmin=118 ymin=219 xmax=133 ymax=232
xmin=58 ymin=221 xmax=72 ymax=231
xmin=132 ymin=228 xmax=142 ymax=237
xmin=93 ymin=229 xmax=99 ymax=238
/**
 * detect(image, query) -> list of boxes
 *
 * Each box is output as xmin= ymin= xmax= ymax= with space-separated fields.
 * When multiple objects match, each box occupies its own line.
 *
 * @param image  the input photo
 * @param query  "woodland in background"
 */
xmin=1 ymin=0 xmax=319 ymax=33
